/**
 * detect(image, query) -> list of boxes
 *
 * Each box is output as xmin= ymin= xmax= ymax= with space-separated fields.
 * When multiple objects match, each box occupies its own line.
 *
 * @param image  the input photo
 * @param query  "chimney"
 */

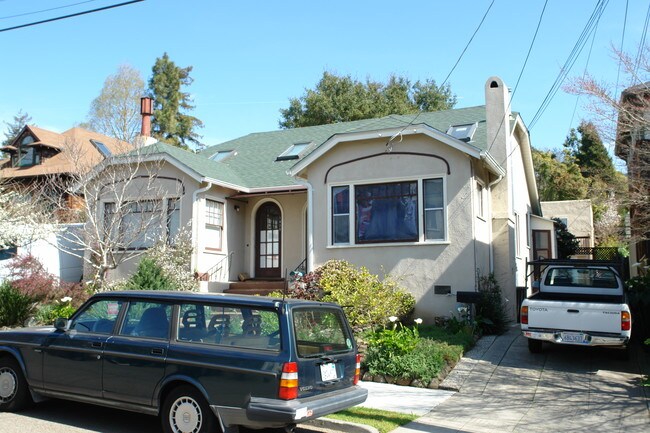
xmin=484 ymin=76 xmax=512 ymax=164
xmin=140 ymin=97 xmax=153 ymax=137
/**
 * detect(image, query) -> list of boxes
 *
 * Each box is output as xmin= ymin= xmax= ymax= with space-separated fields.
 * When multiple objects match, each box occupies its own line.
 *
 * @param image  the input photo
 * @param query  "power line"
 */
xmin=487 ymin=0 xmax=549 ymax=154
xmin=528 ymin=0 xmax=609 ymax=131
xmin=0 ymin=0 xmax=101 ymax=21
xmin=633 ymin=2 xmax=650 ymax=76
xmin=0 ymin=0 xmax=144 ymax=33
xmin=614 ymin=0 xmax=629 ymax=95
xmin=386 ymin=0 xmax=495 ymax=150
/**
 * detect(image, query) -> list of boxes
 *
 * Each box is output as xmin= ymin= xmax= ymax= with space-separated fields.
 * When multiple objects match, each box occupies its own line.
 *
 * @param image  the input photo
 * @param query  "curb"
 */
xmin=305 ymin=417 xmax=380 ymax=433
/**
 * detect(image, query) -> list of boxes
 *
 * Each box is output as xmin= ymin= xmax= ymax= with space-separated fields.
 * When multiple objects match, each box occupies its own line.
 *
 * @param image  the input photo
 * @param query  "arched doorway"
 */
xmin=255 ymin=202 xmax=281 ymax=278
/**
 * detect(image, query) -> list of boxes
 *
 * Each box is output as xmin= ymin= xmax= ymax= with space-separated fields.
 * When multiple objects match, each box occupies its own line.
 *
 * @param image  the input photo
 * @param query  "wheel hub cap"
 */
xmin=170 ymin=397 xmax=202 ymax=433
xmin=0 ymin=368 xmax=17 ymax=402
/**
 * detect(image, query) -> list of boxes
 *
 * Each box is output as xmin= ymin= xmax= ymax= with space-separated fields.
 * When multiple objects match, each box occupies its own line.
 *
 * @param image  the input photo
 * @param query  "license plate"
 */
xmin=320 ymin=362 xmax=338 ymax=381
xmin=560 ymin=332 xmax=588 ymax=344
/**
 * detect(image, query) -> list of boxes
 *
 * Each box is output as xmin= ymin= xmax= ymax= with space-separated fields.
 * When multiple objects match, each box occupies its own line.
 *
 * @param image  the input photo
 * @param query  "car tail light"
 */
xmin=621 ymin=311 xmax=631 ymax=331
xmin=520 ymin=306 xmax=528 ymax=325
xmin=353 ymin=354 xmax=361 ymax=385
xmin=279 ymin=362 xmax=298 ymax=400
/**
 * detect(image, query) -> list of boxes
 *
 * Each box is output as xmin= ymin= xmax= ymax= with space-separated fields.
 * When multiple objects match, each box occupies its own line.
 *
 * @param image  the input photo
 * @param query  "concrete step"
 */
xmin=225 ymin=279 xmax=286 ymax=296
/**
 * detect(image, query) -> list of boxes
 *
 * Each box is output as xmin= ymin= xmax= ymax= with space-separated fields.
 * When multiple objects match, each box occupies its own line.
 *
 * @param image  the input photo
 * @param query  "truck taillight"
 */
xmin=621 ymin=311 xmax=631 ymax=331
xmin=521 ymin=306 xmax=528 ymax=325
xmin=354 ymin=354 xmax=361 ymax=385
xmin=279 ymin=362 xmax=298 ymax=400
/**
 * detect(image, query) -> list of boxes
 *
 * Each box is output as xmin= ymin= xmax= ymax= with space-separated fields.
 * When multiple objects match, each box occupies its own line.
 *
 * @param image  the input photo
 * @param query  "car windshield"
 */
xmin=544 ymin=267 xmax=618 ymax=289
xmin=292 ymin=308 xmax=353 ymax=358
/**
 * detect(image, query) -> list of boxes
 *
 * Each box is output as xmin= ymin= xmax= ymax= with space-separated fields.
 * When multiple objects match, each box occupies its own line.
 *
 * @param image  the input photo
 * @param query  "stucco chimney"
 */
xmin=140 ymin=97 xmax=153 ymax=137
xmin=484 ymin=77 xmax=512 ymax=164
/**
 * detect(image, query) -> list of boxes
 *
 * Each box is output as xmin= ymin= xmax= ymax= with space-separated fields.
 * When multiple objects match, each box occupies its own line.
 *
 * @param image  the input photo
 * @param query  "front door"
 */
xmin=255 ymin=202 xmax=281 ymax=278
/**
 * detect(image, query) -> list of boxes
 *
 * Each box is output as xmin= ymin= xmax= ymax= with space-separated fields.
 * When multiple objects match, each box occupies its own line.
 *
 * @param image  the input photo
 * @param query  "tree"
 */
xmin=85 ymin=65 xmax=145 ymax=143
xmin=148 ymin=53 xmax=203 ymax=149
xmin=2 ymin=111 xmax=32 ymax=146
xmin=532 ymin=147 xmax=588 ymax=201
xmin=566 ymin=45 xmax=650 ymax=251
xmin=553 ymin=218 xmax=579 ymax=259
xmin=279 ymin=71 xmax=456 ymax=129
xmin=564 ymin=121 xmax=617 ymax=181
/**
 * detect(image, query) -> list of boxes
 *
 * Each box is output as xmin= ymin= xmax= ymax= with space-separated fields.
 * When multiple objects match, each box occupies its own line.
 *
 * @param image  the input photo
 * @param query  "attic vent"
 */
xmin=90 ymin=139 xmax=112 ymax=157
xmin=210 ymin=150 xmax=235 ymax=162
xmin=276 ymin=142 xmax=310 ymax=161
xmin=490 ymin=80 xmax=499 ymax=88
xmin=446 ymin=123 xmax=478 ymax=142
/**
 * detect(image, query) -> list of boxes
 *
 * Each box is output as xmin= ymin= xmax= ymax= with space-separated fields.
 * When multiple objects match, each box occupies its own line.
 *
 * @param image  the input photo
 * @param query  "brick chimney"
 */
xmin=140 ymin=97 xmax=153 ymax=137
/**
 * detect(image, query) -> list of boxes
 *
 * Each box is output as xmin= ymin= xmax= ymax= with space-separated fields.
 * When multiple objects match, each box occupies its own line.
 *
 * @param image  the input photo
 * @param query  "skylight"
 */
xmin=276 ymin=142 xmax=310 ymax=161
xmin=446 ymin=123 xmax=478 ymax=142
xmin=209 ymin=150 xmax=235 ymax=162
xmin=90 ymin=139 xmax=112 ymax=157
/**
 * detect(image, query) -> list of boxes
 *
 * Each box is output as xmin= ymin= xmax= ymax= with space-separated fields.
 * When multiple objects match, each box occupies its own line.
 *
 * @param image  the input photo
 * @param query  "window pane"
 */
xmin=70 ymin=300 xmax=123 ymax=333
xmin=120 ymin=302 xmax=171 ymax=339
xmin=293 ymin=308 xmax=353 ymax=357
xmin=332 ymin=186 xmax=349 ymax=214
xmin=333 ymin=215 xmax=349 ymax=244
xmin=425 ymin=209 xmax=445 ymax=240
xmin=424 ymin=179 xmax=443 ymax=208
xmin=167 ymin=198 xmax=180 ymax=242
xmin=355 ymin=181 xmax=418 ymax=243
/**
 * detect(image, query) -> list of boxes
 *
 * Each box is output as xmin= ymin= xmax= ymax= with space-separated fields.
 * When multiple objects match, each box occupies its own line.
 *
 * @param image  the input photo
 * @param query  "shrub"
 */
xmin=626 ymin=262 xmax=650 ymax=342
xmin=35 ymin=296 xmax=78 ymax=325
xmin=144 ymin=228 xmax=197 ymax=292
xmin=288 ymin=260 xmax=414 ymax=330
xmin=475 ymin=273 xmax=509 ymax=335
xmin=125 ymin=258 xmax=174 ymax=291
xmin=0 ymin=282 xmax=36 ymax=327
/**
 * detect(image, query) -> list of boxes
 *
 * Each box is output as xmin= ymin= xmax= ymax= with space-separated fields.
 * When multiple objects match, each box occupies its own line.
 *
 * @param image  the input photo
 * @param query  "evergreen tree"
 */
xmin=553 ymin=218 xmax=579 ymax=259
xmin=2 ymin=110 xmax=32 ymax=146
xmin=148 ymin=53 xmax=203 ymax=149
xmin=532 ymin=147 xmax=588 ymax=201
xmin=125 ymin=258 xmax=173 ymax=291
xmin=564 ymin=121 xmax=616 ymax=181
xmin=279 ymin=72 xmax=456 ymax=129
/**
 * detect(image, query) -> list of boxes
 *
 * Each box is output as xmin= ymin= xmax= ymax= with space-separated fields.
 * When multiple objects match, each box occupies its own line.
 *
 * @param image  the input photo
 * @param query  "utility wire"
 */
xmin=0 ymin=0 xmax=100 ymax=21
xmin=385 ymin=0 xmax=495 ymax=151
xmin=487 ymin=0 xmax=549 ymax=154
xmin=615 ymin=0 xmax=629 ymax=95
xmin=0 ymin=0 xmax=144 ymax=33
xmin=529 ymin=0 xmax=609 ymax=131
xmin=633 ymin=2 xmax=650 ymax=76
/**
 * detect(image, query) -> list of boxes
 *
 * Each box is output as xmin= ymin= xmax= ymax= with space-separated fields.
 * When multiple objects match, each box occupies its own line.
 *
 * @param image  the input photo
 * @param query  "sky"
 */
xmin=1 ymin=0 xmax=648 ymax=165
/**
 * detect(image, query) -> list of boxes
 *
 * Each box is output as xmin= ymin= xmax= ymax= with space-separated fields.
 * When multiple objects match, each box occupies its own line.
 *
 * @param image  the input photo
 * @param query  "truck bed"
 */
xmin=528 ymin=291 xmax=625 ymax=304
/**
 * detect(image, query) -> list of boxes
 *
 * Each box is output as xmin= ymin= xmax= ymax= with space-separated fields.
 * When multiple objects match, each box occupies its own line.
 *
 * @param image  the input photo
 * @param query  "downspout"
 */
xmin=306 ymin=182 xmax=314 ymax=273
xmin=192 ymin=182 xmax=213 ymax=273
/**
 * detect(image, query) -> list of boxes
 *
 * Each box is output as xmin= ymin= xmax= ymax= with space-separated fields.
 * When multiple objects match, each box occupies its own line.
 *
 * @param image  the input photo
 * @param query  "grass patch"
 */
xmin=326 ymin=407 xmax=418 ymax=433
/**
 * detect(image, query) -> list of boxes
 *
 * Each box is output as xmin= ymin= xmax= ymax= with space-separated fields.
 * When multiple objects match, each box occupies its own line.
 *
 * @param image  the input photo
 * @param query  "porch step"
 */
xmin=225 ymin=279 xmax=286 ymax=296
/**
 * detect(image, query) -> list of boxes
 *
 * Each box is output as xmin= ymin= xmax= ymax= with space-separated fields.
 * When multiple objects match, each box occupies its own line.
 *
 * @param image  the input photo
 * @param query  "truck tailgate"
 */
xmin=527 ymin=300 xmax=624 ymax=333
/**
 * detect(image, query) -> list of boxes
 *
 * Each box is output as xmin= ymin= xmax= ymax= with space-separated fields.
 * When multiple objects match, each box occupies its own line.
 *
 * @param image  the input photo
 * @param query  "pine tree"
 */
xmin=148 ymin=53 xmax=203 ymax=149
xmin=2 ymin=110 xmax=32 ymax=146
xmin=126 ymin=258 xmax=173 ymax=291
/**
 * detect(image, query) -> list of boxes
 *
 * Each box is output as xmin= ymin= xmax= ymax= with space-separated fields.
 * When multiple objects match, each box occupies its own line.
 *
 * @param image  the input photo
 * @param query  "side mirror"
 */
xmin=54 ymin=318 xmax=69 ymax=331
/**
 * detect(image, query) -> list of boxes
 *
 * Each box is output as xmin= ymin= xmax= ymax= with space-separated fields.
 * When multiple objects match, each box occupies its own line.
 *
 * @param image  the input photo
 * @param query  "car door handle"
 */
xmin=92 ymin=342 xmax=103 ymax=348
xmin=151 ymin=348 xmax=165 ymax=356
xmin=567 ymin=309 xmax=580 ymax=313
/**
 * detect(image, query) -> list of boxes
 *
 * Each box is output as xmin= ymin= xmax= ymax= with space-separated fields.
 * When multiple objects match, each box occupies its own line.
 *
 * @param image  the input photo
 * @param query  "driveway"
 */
xmin=394 ymin=326 xmax=650 ymax=433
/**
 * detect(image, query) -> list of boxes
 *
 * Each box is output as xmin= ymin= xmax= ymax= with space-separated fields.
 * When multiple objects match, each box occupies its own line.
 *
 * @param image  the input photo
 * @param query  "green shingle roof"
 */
xmin=198 ymin=105 xmax=493 ymax=190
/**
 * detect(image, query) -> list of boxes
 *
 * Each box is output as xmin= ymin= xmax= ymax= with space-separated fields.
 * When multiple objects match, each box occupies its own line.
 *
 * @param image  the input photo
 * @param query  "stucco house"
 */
xmin=540 ymin=199 xmax=594 ymax=254
xmin=92 ymin=77 xmax=555 ymax=320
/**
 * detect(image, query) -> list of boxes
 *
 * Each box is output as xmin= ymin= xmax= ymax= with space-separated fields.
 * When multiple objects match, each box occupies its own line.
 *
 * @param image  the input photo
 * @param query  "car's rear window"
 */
xmin=544 ymin=267 xmax=618 ymax=289
xmin=292 ymin=308 xmax=354 ymax=358
xmin=177 ymin=303 xmax=281 ymax=351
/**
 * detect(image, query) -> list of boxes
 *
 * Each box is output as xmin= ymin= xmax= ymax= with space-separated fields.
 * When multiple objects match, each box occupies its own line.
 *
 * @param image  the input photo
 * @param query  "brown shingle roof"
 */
xmin=0 ymin=125 xmax=133 ymax=179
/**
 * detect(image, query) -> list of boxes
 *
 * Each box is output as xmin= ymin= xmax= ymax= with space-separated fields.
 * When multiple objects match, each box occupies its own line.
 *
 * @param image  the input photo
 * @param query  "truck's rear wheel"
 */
xmin=528 ymin=339 xmax=543 ymax=353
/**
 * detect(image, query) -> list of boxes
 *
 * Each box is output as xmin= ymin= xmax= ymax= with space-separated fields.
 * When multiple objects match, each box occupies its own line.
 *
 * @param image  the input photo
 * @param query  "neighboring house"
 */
xmin=91 ymin=76 xmax=555 ymax=320
xmin=616 ymin=83 xmax=650 ymax=274
xmin=0 ymin=126 xmax=132 ymax=281
xmin=541 ymin=199 xmax=594 ymax=256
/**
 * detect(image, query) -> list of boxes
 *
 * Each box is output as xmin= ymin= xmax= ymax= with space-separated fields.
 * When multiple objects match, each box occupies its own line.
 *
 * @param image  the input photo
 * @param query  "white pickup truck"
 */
xmin=520 ymin=260 xmax=632 ymax=356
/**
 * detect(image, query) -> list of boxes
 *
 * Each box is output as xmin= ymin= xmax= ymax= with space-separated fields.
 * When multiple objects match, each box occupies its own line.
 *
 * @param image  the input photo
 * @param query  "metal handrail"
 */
xmin=205 ymin=252 xmax=233 ymax=282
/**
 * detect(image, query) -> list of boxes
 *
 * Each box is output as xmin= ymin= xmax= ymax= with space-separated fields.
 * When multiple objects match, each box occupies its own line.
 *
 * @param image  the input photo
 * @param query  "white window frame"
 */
xmin=328 ymin=175 xmax=448 ymax=247
xmin=475 ymin=180 xmax=485 ymax=220
xmin=205 ymin=198 xmax=224 ymax=251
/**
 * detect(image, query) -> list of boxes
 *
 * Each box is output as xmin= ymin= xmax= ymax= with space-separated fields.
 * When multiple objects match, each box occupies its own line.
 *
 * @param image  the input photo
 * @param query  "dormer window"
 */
xmin=276 ymin=142 xmax=310 ymax=161
xmin=447 ymin=123 xmax=478 ymax=143
xmin=21 ymin=136 xmax=35 ymax=145
xmin=209 ymin=150 xmax=235 ymax=162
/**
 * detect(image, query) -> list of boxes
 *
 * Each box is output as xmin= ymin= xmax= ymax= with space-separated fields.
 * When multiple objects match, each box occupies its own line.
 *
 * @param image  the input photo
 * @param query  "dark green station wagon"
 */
xmin=0 ymin=291 xmax=367 ymax=432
